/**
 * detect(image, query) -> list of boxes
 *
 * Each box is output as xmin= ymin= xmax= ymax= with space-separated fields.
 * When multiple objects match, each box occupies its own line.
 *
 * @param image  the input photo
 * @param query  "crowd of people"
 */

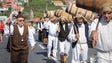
xmin=0 ymin=2 xmax=112 ymax=63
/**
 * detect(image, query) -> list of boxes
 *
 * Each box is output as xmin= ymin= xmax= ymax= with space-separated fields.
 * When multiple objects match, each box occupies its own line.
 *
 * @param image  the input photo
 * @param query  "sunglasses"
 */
xmin=18 ymin=20 xmax=24 ymax=22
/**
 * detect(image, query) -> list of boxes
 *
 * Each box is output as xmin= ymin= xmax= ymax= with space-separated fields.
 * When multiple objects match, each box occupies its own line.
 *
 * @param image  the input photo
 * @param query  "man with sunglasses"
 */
xmin=90 ymin=3 xmax=112 ymax=63
xmin=7 ymin=14 xmax=36 ymax=63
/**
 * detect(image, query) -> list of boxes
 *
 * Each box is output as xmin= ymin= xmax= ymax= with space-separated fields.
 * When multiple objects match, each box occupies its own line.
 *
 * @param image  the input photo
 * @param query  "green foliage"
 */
xmin=0 ymin=9 xmax=11 ymax=17
xmin=23 ymin=0 xmax=62 ymax=19
xmin=0 ymin=0 xmax=63 ymax=19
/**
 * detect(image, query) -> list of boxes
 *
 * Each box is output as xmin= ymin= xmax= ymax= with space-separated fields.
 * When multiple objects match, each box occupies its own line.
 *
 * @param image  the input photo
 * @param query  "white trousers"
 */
xmin=47 ymin=35 xmax=58 ymax=56
xmin=97 ymin=50 xmax=112 ymax=63
xmin=71 ymin=43 xmax=88 ymax=63
xmin=59 ymin=40 xmax=71 ymax=56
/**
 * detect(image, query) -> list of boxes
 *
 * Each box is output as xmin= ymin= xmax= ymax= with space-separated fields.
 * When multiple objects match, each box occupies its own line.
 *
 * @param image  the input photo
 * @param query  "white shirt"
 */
xmin=63 ymin=24 xmax=65 ymax=31
xmin=90 ymin=17 xmax=112 ymax=51
xmin=45 ymin=21 xmax=59 ymax=36
xmin=68 ymin=24 xmax=77 ymax=42
xmin=4 ymin=25 xmax=10 ymax=35
xmin=77 ymin=24 xmax=87 ymax=43
xmin=9 ymin=25 xmax=36 ymax=46
xmin=68 ymin=23 xmax=87 ymax=43
xmin=29 ymin=25 xmax=35 ymax=34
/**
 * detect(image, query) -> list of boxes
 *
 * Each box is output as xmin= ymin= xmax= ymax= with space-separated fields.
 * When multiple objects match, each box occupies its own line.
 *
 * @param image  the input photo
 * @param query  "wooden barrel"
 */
xmin=55 ymin=9 xmax=66 ymax=17
xmin=67 ymin=14 xmax=73 ymax=22
xmin=45 ymin=10 xmax=55 ymax=18
xmin=66 ymin=1 xmax=87 ymax=16
xmin=66 ymin=1 xmax=77 ymax=16
xmin=76 ymin=0 xmax=112 ymax=12
xmin=84 ymin=10 xmax=97 ymax=21
xmin=61 ymin=14 xmax=73 ymax=22
xmin=76 ymin=8 xmax=86 ymax=16
xmin=75 ymin=9 xmax=97 ymax=22
xmin=55 ymin=9 xmax=73 ymax=21
xmin=84 ymin=10 xmax=93 ymax=21
xmin=66 ymin=2 xmax=97 ymax=21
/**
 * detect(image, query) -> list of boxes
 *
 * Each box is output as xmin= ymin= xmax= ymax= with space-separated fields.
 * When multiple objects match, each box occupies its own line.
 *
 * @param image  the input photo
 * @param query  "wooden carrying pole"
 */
xmin=92 ymin=20 xmax=100 ymax=48
xmin=73 ymin=23 xmax=83 ymax=50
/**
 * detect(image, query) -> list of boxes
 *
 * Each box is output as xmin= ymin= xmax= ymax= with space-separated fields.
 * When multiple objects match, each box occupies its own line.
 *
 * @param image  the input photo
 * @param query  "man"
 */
xmin=42 ymin=17 xmax=49 ymax=44
xmin=90 ymin=3 xmax=112 ymax=63
xmin=37 ymin=18 xmax=44 ymax=42
xmin=29 ymin=21 xmax=36 ymax=34
xmin=45 ymin=17 xmax=59 ymax=58
xmin=8 ymin=14 xmax=36 ymax=63
xmin=58 ymin=17 xmax=71 ymax=63
xmin=69 ymin=14 xmax=89 ymax=63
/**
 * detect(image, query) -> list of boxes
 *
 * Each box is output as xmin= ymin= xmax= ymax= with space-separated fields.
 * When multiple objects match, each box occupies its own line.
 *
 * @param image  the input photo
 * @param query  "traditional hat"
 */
xmin=101 ymin=3 xmax=112 ymax=13
xmin=16 ymin=14 xmax=24 ymax=19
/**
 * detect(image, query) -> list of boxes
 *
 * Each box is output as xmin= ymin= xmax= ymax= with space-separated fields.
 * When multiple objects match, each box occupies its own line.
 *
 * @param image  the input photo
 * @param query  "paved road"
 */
xmin=0 ymin=35 xmax=97 ymax=63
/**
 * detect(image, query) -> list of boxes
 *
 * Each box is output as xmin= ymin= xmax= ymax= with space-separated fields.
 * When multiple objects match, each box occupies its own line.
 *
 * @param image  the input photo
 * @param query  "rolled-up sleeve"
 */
xmin=28 ymin=26 xmax=36 ymax=46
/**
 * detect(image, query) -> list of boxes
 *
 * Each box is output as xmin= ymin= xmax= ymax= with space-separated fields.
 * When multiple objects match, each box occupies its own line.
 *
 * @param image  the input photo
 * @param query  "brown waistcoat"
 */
xmin=11 ymin=25 xmax=28 ymax=51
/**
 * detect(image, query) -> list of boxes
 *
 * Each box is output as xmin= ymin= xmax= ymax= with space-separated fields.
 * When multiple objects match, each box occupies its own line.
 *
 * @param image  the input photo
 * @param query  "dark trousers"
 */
xmin=11 ymin=49 xmax=28 ymax=63
xmin=39 ymin=30 xmax=42 ymax=41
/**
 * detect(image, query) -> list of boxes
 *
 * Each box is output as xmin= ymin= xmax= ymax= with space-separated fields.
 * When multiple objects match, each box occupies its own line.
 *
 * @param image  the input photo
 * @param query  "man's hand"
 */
xmin=92 ymin=40 xmax=97 ymax=48
xmin=56 ymin=28 xmax=60 ymax=33
xmin=75 ymin=33 xmax=80 ymax=39
xmin=91 ymin=30 xmax=98 ymax=48
xmin=30 ymin=46 xmax=34 ymax=50
xmin=91 ymin=30 xmax=98 ymax=41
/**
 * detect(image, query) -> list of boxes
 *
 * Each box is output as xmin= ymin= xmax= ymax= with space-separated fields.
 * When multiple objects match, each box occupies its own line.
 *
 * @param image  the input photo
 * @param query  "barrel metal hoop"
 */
xmin=69 ymin=3 xmax=74 ymax=14
xmin=84 ymin=10 xmax=87 ymax=17
xmin=75 ymin=7 xmax=78 ymax=16
xmin=56 ymin=10 xmax=60 ymax=17
xmin=59 ymin=10 xmax=63 ymax=17
xmin=57 ymin=10 xmax=60 ymax=17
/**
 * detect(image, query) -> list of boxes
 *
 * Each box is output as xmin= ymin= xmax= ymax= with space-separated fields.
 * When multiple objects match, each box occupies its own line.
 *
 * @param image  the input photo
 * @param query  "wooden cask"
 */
xmin=76 ymin=0 xmax=112 ymax=12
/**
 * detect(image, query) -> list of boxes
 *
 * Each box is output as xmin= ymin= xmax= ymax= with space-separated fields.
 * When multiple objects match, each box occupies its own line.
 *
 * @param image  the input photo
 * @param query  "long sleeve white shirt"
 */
xmin=68 ymin=23 xmax=87 ymax=43
xmin=45 ymin=21 xmax=59 ymax=36
xmin=77 ymin=24 xmax=87 ymax=43
xmin=90 ymin=17 xmax=112 ymax=51
xmin=29 ymin=25 xmax=36 ymax=34
xmin=4 ymin=25 xmax=10 ymax=35
xmin=9 ymin=25 xmax=36 ymax=46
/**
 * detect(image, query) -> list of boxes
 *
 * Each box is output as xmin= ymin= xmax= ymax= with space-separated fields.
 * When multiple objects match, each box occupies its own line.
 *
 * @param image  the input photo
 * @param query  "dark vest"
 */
xmin=72 ymin=22 xmax=89 ymax=48
xmin=75 ymin=22 xmax=89 ymax=41
xmin=11 ymin=25 xmax=28 ymax=51
xmin=58 ymin=22 xmax=70 ymax=42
